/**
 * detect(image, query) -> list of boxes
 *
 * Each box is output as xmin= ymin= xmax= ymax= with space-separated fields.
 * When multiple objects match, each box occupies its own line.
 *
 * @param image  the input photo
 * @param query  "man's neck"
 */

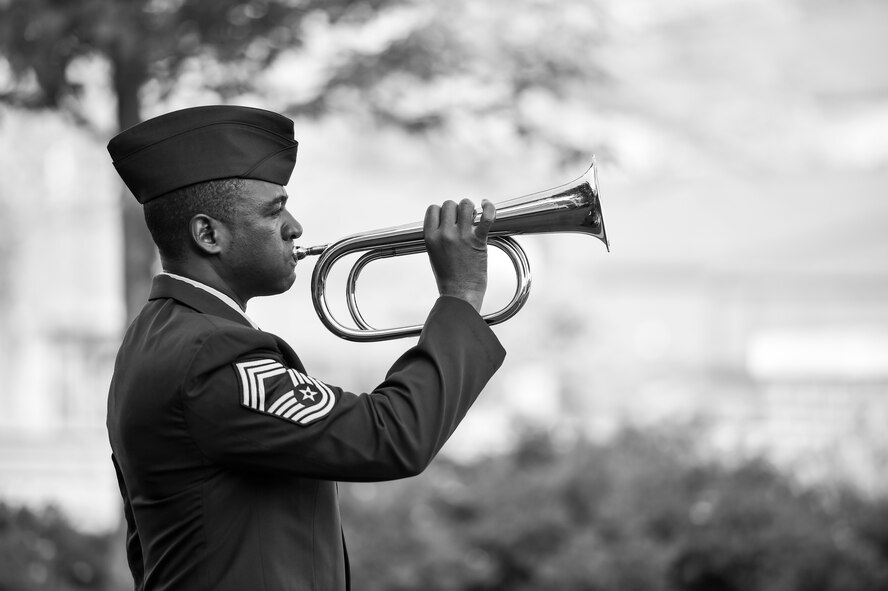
xmin=161 ymin=261 xmax=248 ymax=310
xmin=161 ymin=272 xmax=260 ymax=329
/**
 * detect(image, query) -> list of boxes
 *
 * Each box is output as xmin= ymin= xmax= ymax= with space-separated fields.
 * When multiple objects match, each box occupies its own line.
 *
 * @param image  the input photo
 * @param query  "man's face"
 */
xmin=219 ymin=179 xmax=303 ymax=301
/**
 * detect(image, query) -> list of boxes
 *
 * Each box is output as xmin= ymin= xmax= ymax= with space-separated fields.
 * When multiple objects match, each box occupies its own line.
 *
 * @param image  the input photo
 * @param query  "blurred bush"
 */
xmin=3 ymin=426 xmax=887 ymax=590
xmin=340 ymin=427 xmax=888 ymax=591
xmin=0 ymin=504 xmax=115 ymax=590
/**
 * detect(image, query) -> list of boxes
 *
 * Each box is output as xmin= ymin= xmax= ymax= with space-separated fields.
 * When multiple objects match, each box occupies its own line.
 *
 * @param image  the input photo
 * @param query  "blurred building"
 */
xmin=0 ymin=108 xmax=123 ymax=530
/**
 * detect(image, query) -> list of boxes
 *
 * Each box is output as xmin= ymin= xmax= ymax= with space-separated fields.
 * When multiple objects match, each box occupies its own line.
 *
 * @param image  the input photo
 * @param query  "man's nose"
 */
xmin=283 ymin=211 xmax=303 ymax=240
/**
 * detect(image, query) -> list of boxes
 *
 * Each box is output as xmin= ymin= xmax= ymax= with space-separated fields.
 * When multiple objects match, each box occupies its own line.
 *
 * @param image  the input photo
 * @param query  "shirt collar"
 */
xmin=160 ymin=272 xmax=259 ymax=329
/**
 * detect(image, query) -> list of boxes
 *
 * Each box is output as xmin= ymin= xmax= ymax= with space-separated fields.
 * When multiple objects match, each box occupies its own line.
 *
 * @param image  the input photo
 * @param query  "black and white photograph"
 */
xmin=1 ymin=0 xmax=886 ymax=589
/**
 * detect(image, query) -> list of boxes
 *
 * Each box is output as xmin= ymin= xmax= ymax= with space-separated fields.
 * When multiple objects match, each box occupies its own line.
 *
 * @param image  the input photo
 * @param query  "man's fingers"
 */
xmin=424 ymin=204 xmax=441 ymax=235
xmin=456 ymin=198 xmax=476 ymax=228
xmin=439 ymin=200 xmax=458 ymax=228
xmin=421 ymin=197 xmax=491 ymax=312
xmin=474 ymin=199 xmax=496 ymax=242
xmin=425 ymin=198 xmax=494 ymax=240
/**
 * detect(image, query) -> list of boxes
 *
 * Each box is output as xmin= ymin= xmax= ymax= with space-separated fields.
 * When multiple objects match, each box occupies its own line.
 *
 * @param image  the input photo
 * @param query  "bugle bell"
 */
xmin=296 ymin=158 xmax=609 ymax=342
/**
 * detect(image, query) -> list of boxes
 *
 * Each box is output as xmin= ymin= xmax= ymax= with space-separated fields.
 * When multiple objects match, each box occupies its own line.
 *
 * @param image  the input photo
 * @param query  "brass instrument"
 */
xmin=295 ymin=159 xmax=609 ymax=342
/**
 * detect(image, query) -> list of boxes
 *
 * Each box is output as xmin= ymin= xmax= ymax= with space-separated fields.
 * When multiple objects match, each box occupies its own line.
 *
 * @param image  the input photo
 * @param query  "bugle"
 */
xmin=295 ymin=158 xmax=609 ymax=342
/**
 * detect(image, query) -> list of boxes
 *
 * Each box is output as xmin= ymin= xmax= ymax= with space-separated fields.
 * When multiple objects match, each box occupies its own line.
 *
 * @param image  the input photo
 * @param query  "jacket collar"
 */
xmin=148 ymin=274 xmax=256 ymax=329
xmin=149 ymin=274 xmax=307 ymax=372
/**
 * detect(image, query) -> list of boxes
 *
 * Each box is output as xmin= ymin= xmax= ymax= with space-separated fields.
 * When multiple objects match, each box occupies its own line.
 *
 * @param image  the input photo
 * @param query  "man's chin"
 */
xmin=254 ymin=274 xmax=298 ymax=298
xmin=278 ymin=272 xmax=298 ymax=294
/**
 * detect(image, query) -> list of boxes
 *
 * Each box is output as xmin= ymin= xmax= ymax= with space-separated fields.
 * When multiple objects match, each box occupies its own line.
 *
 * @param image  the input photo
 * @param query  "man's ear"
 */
xmin=189 ymin=214 xmax=228 ymax=255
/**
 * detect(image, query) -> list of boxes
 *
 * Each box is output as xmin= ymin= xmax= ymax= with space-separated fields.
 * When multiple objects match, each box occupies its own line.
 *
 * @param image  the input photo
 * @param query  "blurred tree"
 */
xmin=0 ymin=0 xmax=610 ymax=320
xmin=340 ymin=427 xmax=888 ymax=591
xmin=283 ymin=0 xmax=611 ymax=161
xmin=0 ymin=503 xmax=115 ymax=591
xmin=1 ymin=427 xmax=886 ymax=590
xmin=0 ymin=0 xmax=400 ymax=321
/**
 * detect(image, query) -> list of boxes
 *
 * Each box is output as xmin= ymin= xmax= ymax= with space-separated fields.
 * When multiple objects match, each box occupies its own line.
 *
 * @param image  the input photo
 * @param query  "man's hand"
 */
xmin=423 ymin=198 xmax=496 ymax=313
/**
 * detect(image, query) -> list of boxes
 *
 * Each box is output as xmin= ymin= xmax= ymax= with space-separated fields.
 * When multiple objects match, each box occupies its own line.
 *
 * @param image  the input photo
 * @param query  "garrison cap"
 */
xmin=107 ymin=105 xmax=298 ymax=204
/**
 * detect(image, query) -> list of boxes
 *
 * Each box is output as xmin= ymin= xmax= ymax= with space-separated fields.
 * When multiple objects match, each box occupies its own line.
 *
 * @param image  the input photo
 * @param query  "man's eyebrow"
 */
xmin=266 ymin=194 xmax=288 ymax=209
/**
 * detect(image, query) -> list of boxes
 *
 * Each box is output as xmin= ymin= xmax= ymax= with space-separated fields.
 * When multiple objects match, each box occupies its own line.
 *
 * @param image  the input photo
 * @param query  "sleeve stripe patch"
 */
xmin=278 ymin=397 xmax=304 ymax=418
xmin=267 ymin=391 xmax=296 ymax=414
xmin=235 ymin=359 xmax=336 ymax=426
xmin=236 ymin=359 xmax=286 ymax=409
xmin=294 ymin=376 xmax=336 ymax=424
xmin=281 ymin=402 xmax=307 ymax=420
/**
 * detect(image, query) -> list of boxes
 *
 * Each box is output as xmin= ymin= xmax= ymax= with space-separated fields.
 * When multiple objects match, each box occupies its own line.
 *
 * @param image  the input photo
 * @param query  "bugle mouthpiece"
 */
xmin=294 ymin=244 xmax=329 ymax=260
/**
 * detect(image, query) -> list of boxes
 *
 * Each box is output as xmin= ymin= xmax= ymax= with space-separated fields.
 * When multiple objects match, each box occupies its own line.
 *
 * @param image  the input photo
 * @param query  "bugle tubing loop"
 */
xmin=298 ymin=159 xmax=609 ymax=342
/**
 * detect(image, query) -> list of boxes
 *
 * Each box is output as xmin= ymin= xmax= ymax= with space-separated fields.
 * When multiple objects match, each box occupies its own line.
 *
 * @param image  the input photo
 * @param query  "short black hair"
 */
xmin=143 ymin=178 xmax=245 ymax=262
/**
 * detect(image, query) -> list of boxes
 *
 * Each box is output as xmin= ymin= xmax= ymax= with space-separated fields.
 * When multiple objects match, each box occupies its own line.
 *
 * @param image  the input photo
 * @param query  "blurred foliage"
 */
xmin=2 ymin=427 xmax=887 ymax=590
xmin=0 ymin=0 xmax=608 ymax=154
xmin=0 ymin=0 xmax=403 ymax=321
xmin=0 ymin=0 xmax=608 ymax=320
xmin=340 ymin=427 xmax=888 ymax=591
xmin=0 ymin=0 xmax=399 ymax=123
xmin=292 ymin=0 xmax=612 ymax=161
xmin=0 ymin=503 xmax=116 ymax=591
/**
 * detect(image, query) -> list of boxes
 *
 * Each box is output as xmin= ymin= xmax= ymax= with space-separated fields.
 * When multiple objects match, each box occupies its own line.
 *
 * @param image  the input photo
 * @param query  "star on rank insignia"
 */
xmin=234 ymin=359 xmax=336 ymax=425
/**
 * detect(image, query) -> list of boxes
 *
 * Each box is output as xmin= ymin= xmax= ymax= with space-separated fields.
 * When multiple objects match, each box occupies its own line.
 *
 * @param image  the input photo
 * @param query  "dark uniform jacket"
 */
xmin=107 ymin=275 xmax=505 ymax=590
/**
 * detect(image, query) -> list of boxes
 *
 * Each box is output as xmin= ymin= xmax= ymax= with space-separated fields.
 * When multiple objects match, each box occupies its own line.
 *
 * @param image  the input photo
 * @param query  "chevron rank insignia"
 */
xmin=235 ymin=359 xmax=336 ymax=425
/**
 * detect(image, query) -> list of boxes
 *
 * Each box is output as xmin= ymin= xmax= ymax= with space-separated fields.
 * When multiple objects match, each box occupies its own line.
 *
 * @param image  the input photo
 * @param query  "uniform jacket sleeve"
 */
xmin=182 ymin=296 xmax=505 ymax=481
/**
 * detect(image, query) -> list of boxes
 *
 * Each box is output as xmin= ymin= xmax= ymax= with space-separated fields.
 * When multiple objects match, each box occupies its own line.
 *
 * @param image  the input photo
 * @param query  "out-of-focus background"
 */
xmin=2 ymin=0 xmax=887 ymax=589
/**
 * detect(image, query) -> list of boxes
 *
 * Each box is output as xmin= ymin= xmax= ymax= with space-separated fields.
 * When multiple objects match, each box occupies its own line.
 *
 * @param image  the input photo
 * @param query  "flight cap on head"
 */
xmin=107 ymin=105 xmax=299 ymax=204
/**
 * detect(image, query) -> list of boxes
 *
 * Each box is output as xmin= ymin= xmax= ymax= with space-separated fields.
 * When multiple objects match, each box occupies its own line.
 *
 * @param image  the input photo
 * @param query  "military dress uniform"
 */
xmin=105 ymin=106 xmax=506 ymax=590
xmin=108 ymin=275 xmax=504 ymax=590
